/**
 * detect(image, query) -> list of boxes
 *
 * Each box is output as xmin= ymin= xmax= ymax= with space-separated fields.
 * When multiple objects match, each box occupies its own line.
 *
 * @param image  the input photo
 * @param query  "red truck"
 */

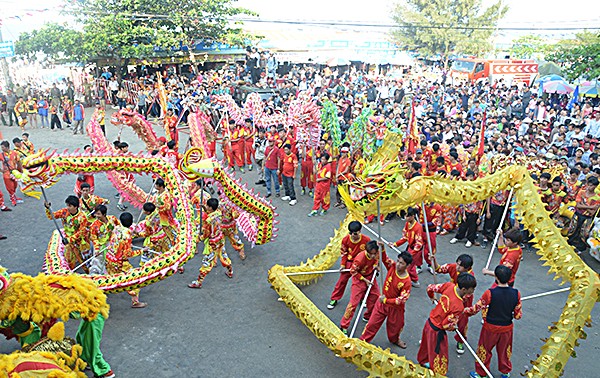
xmin=450 ymin=58 xmax=538 ymax=86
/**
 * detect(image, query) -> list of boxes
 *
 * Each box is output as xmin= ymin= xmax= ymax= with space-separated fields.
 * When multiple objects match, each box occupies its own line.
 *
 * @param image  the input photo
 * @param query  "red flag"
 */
xmin=477 ymin=110 xmax=486 ymax=161
xmin=406 ymin=101 xmax=419 ymax=155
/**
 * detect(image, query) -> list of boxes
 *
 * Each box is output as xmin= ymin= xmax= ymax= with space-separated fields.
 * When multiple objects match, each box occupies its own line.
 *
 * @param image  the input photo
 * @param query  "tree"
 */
xmin=390 ymin=0 xmax=508 ymax=68
xmin=509 ymin=34 xmax=551 ymax=59
xmin=15 ymin=0 xmax=255 ymax=76
xmin=545 ymin=31 xmax=600 ymax=81
xmin=15 ymin=23 xmax=85 ymax=62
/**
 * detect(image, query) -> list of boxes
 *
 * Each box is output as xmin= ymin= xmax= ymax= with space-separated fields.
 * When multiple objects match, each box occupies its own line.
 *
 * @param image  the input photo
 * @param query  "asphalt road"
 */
xmin=0 ymin=109 xmax=598 ymax=378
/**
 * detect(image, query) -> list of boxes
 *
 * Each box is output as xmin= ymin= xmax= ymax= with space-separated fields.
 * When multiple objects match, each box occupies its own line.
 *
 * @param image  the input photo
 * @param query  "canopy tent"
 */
xmin=538 ymin=62 xmax=563 ymax=77
xmin=543 ymin=80 xmax=575 ymax=94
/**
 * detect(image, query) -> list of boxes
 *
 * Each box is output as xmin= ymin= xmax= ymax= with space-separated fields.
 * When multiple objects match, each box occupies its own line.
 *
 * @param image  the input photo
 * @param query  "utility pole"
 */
xmin=0 ymin=26 xmax=13 ymax=89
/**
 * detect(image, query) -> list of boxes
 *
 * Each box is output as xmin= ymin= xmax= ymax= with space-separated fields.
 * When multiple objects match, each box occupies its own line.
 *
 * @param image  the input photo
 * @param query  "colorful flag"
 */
xmin=406 ymin=101 xmax=419 ymax=155
xmin=477 ymin=109 xmax=486 ymax=161
xmin=567 ymin=85 xmax=579 ymax=111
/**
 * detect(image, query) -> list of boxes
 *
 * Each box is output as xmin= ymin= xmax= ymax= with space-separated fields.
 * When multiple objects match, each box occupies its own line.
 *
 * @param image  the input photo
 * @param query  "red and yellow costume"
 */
xmin=497 ymin=245 xmax=522 ymax=287
xmin=89 ymin=215 xmax=119 ymax=259
xmin=300 ymin=148 xmax=315 ymax=191
xmin=359 ymin=255 xmax=411 ymax=344
xmin=312 ymin=161 xmax=331 ymax=211
xmin=243 ymin=125 xmax=255 ymax=166
xmin=230 ymin=126 xmax=246 ymax=168
xmin=340 ymin=249 xmax=388 ymax=329
xmin=1 ymin=149 xmax=21 ymax=205
xmin=464 ymin=286 xmax=522 ymax=377
xmin=105 ymin=224 xmax=142 ymax=300
xmin=79 ymin=194 xmax=108 ymax=222
xmin=417 ymin=282 xmax=465 ymax=376
xmin=156 ymin=189 xmax=179 ymax=244
xmin=164 ymin=114 xmax=178 ymax=145
xmin=419 ymin=203 xmax=442 ymax=266
xmin=134 ymin=209 xmax=171 ymax=263
xmin=46 ymin=207 xmax=89 ymax=271
xmin=330 ymin=234 xmax=370 ymax=301
xmin=436 ymin=263 xmax=475 ymax=344
xmin=221 ymin=203 xmax=245 ymax=260
xmin=392 ymin=220 xmax=424 ymax=283
xmin=196 ymin=209 xmax=233 ymax=284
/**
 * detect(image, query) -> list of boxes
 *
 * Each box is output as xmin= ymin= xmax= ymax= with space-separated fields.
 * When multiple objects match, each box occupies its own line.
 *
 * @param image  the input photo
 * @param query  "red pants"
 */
xmin=406 ymin=247 xmax=422 ymax=283
xmin=300 ymin=160 xmax=314 ymax=190
xmin=0 ymin=190 xmax=5 ymax=207
xmin=360 ymin=301 xmax=405 ymax=343
xmin=223 ymin=145 xmax=234 ymax=167
xmin=366 ymin=214 xmax=385 ymax=224
xmin=455 ymin=295 xmax=473 ymax=343
xmin=312 ymin=183 xmax=330 ymax=211
xmin=417 ymin=320 xmax=449 ymax=376
xmin=231 ymin=142 xmax=245 ymax=167
xmin=422 ymin=230 xmax=436 ymax=266
xmin=208 ymin=141 xmax=216 ymax=158
xmin=340 ymin=276 xmax=379 ymax=329
xmin=475 ymin=324 xmax=513 ymax=376
xmin=244 ymin=140 xmax=254 ymax=165
xmin=3 ymin=176 xmax=18 ymax=204
xmin=330 ymin=262 xmax=352 ymax=301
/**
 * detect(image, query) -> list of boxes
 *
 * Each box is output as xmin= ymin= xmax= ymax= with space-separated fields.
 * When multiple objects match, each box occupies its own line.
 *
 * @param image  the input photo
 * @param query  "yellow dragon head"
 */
xmin=18 ymin=148 xmax=59 ymax=191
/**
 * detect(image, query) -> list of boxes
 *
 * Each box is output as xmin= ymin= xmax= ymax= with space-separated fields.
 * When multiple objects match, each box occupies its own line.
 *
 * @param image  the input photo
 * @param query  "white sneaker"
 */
xmin=449 ymin=238 xmax=458 ymax=244
xmin=281 ymin=196 xmax=291 ymax=201
xmin=289 ymin=199 xmax=297 ymax=206
xmin=412 ymin=281 xmax=421 ymax=288
xmin=428 ymin=266 xmax=435 ymax=275
xmin=465 ymin=241 xmax=473 ymax=248
xmin=416 ymin=266 xmax=423 ymax=274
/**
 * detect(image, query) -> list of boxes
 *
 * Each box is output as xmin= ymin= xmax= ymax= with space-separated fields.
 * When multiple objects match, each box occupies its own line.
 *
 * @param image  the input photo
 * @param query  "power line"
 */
xmin=233 ymin=18 xmax=600 ymax=31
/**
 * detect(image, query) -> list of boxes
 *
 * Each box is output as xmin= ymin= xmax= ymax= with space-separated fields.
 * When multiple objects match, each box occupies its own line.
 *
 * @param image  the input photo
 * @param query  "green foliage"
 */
xmin=546 ymin=32 xmax=600 ymax=81
xmin=15 ymin=23 xmax=85 ymax=61
xmin=509 ymin=34 xmax=551 ymax=59
xmin=14 ymin=0 xmax=255 ymax=67
xmin=390 ymin=0 xmax=507 ymax=67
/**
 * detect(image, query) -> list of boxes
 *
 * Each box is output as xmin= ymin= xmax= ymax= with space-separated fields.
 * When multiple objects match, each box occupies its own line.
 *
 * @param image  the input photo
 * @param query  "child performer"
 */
xmin=188 ymin=198 xmax=233 ymax=288
xmin=465 ymin=265 xmax=522 ymax=378
xmin=327 ymin=221 xmax=371 ymax=310
xmin=434 ymin=254 xmax=475 ymax=355
xmin=416 ymin=273 xmax=477 ymax=375
xmin=389 ymin=207 xmax=424 ymax=288
xmin=105 ymin=212 xmax=147 ymax=308
xmin=359 ymin=251 xmax=413 ymax=349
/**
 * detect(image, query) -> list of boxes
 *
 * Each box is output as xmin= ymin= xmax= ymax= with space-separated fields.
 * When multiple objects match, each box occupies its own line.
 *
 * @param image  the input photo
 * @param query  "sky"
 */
xmin=1 ymin=0 xmax=599 ymax=43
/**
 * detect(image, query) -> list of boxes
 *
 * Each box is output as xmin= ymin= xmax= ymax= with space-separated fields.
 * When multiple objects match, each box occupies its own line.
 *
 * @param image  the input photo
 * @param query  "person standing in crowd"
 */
xmin=308 ymin=152 xmax=331 ymax=217
xmin=73 ymin=99 xmax=86 ymax=135
xmin=263 ymin=136 xmax=280 ymax=198
xmin=279 ymin=143 xmax=298 ymax=206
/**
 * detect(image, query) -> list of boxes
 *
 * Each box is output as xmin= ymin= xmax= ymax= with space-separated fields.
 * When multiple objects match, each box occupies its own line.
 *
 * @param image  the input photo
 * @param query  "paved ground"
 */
xmin=0 ymin=109 xmax=598 ymax=377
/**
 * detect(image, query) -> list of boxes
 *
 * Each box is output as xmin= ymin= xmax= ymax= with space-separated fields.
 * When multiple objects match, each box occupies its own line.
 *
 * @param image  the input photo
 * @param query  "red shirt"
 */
xmin=427 ymin=282 xmax=465 ymax=330
xmin=498 ymin=245 xmax=522 ymax=285
xmin=393 ymin=220 xmax=424 ymax=252
xmin=419 ymin=203 xmax=442 ymax=229
xmin=280 ymin=152 xmax=298 ymax=177
xmin=340 ymin=234 xmax=370 ymax=266
xmin=490 ymin=190 xmax=509 ymax=206
xmin=464 ymin=288 xmax=523 ymax=333
xmin=315 ymin=162 xmax=331 ymax=186
xmin=351 ymin=249 xmax=389 ymax=282
xmin=382 ymin=258 xmax=412 ymax=307
xmin=264 ymin=145 xmax=280 ymax=170
xmin=336 ymin=156 xmax=352 ymax=182
xmin=436 ymin=263 xmax=473 ymax=284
